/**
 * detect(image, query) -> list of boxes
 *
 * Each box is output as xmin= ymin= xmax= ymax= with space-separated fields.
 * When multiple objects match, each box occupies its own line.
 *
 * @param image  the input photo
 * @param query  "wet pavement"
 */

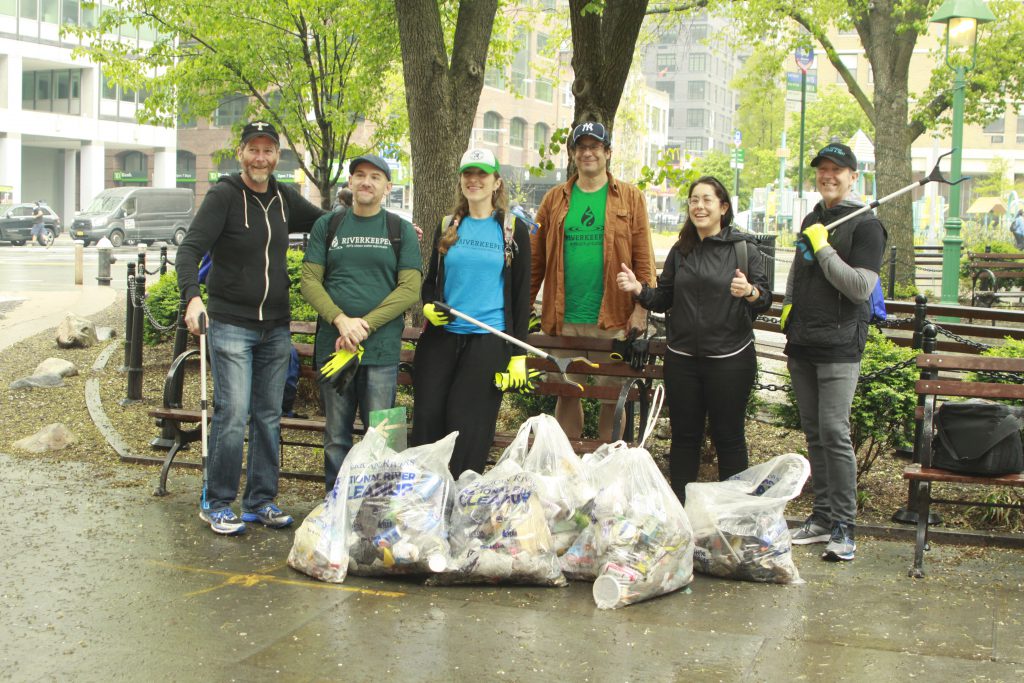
xmin=2 ymin=453 xmax=1023 ymax=682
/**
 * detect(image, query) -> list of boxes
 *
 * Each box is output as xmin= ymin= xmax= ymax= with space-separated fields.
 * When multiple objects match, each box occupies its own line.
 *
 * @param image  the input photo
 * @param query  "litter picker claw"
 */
xmin=432 ymin=301 xmax=598 ymax=391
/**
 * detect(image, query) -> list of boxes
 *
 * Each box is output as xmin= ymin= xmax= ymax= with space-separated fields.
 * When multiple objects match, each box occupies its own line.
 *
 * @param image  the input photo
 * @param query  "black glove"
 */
xmin=629 ymin=337 xmax=651 ymax=371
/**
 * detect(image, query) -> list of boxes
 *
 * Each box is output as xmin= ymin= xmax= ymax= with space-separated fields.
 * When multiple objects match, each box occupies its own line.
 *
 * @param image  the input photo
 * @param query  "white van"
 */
xmin=71 ymin=187 xmax=195 ymax=247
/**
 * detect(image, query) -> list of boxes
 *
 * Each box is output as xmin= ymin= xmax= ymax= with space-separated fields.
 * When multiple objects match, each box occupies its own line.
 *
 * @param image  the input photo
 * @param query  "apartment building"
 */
xmin=0 ymin=1 xmax=177 ymax=222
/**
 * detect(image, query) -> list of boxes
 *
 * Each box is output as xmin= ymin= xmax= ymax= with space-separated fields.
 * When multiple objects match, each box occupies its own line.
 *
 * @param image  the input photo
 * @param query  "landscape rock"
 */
xmin=10 ymin=374 xmax=65 ymax=389
xmin=13 ymin=423 xmax=77 ymax=453
xmin=34 ymin=357 xmax=78 ymax=378
xmin=96 ymin=326 xmax=117 ymax=341
xmin=56 ymin=314 xmax=98 ymax=349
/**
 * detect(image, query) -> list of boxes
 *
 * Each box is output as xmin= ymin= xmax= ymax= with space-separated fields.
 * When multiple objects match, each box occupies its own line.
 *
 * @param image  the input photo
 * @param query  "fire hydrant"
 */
xmin=96 ymin=236 xmax=117 ymax=286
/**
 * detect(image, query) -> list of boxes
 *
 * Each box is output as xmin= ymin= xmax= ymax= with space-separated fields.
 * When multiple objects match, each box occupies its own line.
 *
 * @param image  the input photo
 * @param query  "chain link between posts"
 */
xmin=128 ymin=275 xmax=176 ymax=333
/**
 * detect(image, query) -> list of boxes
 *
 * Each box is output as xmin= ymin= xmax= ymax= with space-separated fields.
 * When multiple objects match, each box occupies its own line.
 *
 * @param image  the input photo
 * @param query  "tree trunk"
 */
xmin=567 ymin=0 xmax=648 ymax=177
xmin=395 ymin=0 xmax=498 ymax=267
xmin=857 ymin=2 xmax=923 ymax=289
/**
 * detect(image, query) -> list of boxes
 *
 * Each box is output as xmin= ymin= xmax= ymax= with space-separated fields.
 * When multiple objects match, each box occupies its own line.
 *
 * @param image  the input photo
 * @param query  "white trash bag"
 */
xmin=288 ymin=429 xmax=456 ymax=582
xmin=434 ymin=459 xmax=566 ymax=586
xmin=495 ymin=414 xmax=595 ymax=554
xmin=685 ymin=453 xmax=810 ymax=584
xmin=561 ymin=444 xmax=694 ymax=608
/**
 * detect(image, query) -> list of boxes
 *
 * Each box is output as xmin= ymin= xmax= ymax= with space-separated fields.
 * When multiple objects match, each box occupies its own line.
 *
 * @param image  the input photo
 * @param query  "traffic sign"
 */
xmin=733 ymin=130 xmax=742 ymax=148
xmin=794 ymin=47 xmax=814 ymax=72
xmin=730 ymin=148 xmax=745 ymax=170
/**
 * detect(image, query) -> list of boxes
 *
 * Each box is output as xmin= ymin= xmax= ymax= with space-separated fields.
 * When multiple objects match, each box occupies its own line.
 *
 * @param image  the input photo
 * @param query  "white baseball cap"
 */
xmin=459 ymin=148 xmax=499 ymax=174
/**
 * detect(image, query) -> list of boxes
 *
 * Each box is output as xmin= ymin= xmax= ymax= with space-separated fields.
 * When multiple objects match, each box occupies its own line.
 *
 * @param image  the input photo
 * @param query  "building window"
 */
xmin=101 ymin=71 xmax=117 ymax=100
xmin=686 ymin=108 xmax=705 ymax=128
xmin=482 ymin=111 xmax=501 ymax=144
xmin=534 ymin=123 xmax=550 ymax=150
xmin=984 ymin=117 xmax=1005 ymax=144
xmin=688 ymin=53 xmax=706 ymax=72
xmin=656 ymin=53 xmax=676 ymax=73
xmin=836 ymin=54 xmax=857 ymax=83
xmin=510 ymin=118 xmax=526 ymax=147
xmin=19 ymin=0 xmax=36 ymax=20
xmin=535 ymin=78 xmax=553 ymax=103
xmin=1 ymin=0 xmax=15 ymax=16
xmin=685 ymin=136 xmax=707 ymax=152
xmin=510 ymin=27 xmax=529 ymax=96
xmin=656 ymin=81 xmax=675 ymax=99
xmin=484 ymin=67 xmax=506 ymax=89
xmin=1017 ymin=114 xmax=1024 ymax=144
xmin=690 ymin=24 xmax=708 ymax=41
xmin=61 ymin=0 xmax=76 ymax=24
xmin=536 ymin=32 xmax=549 ymax=53
xmin=176 ymin=151 xmax=196 ymax=186
xmin=40 ymin=0 xmax=57 ymax=23
xmin=215 ymin=96 xmax=248 ymax=127
xmin=35 ymin=71 xmax=51 ymax=110
xmin=687 ymin=80 xmax=706 ymax=100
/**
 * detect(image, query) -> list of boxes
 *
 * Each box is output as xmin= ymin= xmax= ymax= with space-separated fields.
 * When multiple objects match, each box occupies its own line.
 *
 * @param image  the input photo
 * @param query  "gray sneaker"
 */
xmin=791 ymin=516 xmax=831 ymax=545
xmin=199 ymin=508 xmax=247 ymax=535
xmin=822 ymin=522 xmax=856 ymax=561
xmin=242 ymin=503 xmax=293 ymax=529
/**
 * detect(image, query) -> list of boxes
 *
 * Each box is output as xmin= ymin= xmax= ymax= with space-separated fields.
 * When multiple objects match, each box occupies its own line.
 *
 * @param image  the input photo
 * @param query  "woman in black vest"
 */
xmin=617 ymin=175 xmax=771 ymax=502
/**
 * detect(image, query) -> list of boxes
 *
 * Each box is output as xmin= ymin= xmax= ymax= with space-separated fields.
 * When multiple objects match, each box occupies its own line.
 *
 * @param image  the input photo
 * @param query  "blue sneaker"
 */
xmin=821 ymin=522 xmax=856 ymax=562
xmin=242 ymin=503 xmax=293 ymax=529
xmin=199 ymin=508 xmax=246 ymax=535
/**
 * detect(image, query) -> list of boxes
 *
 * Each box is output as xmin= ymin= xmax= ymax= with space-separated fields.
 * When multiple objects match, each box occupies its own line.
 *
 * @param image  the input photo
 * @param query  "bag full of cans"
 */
xmin=684 ymin=453 xmax=810 ymax=584
xmin=494 ymin=414 xmax=596 ymax=555
xmin=432 ymin=459 xmax=567 ymax=587
xmin=288 ymin=429 xmax=456 ymax=582
xmin=562 ymin=443 xmax=695 ymax=608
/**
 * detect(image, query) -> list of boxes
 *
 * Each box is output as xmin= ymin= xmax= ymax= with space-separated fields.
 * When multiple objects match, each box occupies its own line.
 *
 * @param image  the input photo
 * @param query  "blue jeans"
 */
xmin=320 ymin=363 xmax=398 ymax=493
xmin=204 ymin=319 xmax=291 ymax=513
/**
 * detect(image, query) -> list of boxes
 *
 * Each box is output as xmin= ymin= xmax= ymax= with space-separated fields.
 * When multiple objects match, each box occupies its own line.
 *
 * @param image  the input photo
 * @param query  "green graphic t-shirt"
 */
xmin=305 ymin=210 xmax=421 ymax=366
xmin=563 ymin=183 xmax=607 ymax=323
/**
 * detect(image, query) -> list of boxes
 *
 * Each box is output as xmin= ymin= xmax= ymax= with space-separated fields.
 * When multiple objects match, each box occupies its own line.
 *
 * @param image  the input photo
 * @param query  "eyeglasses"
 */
xmin=688 ymin=195 xmax=720 ymax=208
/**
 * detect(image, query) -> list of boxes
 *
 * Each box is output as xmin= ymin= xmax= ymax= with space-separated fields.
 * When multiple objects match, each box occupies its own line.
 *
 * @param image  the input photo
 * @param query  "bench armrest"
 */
xmin=162 ymin=348 xmax=200 ymax=410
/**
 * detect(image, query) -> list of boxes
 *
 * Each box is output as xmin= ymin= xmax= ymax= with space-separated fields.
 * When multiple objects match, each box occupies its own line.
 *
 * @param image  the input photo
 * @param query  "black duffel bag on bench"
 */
xmin=932 ymin=400 xmax=1024 ymax=476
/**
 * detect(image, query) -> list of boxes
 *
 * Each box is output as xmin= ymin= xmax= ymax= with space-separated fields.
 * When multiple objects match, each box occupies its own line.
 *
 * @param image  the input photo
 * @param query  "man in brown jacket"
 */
xmin=531 ymin=121 xmax=656 ymax=441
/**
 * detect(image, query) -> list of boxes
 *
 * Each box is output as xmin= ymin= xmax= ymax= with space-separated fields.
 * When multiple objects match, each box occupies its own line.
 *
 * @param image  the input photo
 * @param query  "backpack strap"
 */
xmin=733 ymin=234 xmax=748 ymax=277
xmin=324 ymin=206 xmax=347 ymax=257
xmin=502 ymin=210 xmax=518 ymax=267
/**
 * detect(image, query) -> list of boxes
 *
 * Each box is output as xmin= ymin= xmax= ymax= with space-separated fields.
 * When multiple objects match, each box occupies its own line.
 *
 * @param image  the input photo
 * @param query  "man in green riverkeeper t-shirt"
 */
xmin=300 ymin=154 xmax=421 ymax=492
xmin=531 ymin=121 xmax=655 ymax=442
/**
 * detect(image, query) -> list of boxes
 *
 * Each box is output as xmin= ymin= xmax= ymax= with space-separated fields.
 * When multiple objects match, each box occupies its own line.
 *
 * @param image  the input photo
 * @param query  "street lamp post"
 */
xmin=930 ymin=0 xmax=995 ymax=307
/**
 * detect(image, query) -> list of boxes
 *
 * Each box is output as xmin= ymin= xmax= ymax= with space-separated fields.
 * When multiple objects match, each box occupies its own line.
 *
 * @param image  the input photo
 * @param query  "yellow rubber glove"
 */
xmin=803 ymin=223 xmax=829 ymax=253
xmin=528 ymin=311 xmax=541 ymax=333
xmin=318 ymin=345 xmax=365 ymax=394
xmin=422 ymin=302 xmax=451 ymax=326
xmin=494 ymin=355 xmax=528 ymax=391
xmin=780 ymin=303 xmax=792 ymax=331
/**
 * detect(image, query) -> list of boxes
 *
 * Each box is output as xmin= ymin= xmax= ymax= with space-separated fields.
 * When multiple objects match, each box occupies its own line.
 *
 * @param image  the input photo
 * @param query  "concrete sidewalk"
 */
xmin=0 ymin=287 xmax=117 ymax=353
xmin=1 ymin=453 xmax=1022 ymax=682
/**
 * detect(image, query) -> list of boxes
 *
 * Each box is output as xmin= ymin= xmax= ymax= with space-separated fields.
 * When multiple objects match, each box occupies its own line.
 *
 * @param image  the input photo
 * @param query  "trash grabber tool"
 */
xmin=432 ymin=301 xmax=598 ymax=391
xmin=799 ymin=149 xmax=971 ymax=260
xmin=198 ymin=312 xmax=210 ymax=512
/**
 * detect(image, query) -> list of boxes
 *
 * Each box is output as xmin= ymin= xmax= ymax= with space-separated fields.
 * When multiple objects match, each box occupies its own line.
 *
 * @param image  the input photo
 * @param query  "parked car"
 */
xmin=71 ymin=187 xmax=194 ymax=247
xmin=0 ymin=203 xmax=62 ymax=245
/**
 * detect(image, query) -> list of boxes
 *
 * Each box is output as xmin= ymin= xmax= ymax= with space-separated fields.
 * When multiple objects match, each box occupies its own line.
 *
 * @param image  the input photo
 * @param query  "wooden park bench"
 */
xmin=148 ymin=320 xmax=665 ymax=495
xmin=903 ymin=325 xmax=1024 ymax=578
xmin=967 ymin=251 xmax=1024 ymax=308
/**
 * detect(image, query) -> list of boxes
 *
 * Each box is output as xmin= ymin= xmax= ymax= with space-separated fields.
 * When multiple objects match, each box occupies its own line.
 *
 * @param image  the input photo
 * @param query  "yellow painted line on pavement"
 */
xmin=148 ymin=559 xmax=406 ymax=598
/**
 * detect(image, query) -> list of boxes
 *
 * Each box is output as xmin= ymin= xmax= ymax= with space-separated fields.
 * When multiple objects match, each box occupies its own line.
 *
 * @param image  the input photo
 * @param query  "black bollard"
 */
xmin=123 ymin=263 xmax=137 ymax=371
xmin=123 ymin=267 xmax=146 ymax=404
xmin=160 ymin=245 xmax=168 ymax=276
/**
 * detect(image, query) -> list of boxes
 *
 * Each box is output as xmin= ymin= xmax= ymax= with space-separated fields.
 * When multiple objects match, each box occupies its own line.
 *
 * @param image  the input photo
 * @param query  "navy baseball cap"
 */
xmin=348 ymin=154 xmax=392 ymax=181
xmin=240 ymin=120 xmax=280 ymax=146
xmin=811 ymin=143 xmax=857 ymax=170
xmin=571 ymin=121 xmax=611 ymax=147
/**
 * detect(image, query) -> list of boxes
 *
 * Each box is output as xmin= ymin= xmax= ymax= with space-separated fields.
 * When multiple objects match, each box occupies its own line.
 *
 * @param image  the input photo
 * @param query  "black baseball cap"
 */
xmin=348 ymin=154 xmax=392 ymax=181
xmin=811 ymin=143 xmax=857 ymax=170
xmin=240 ymin=120 xmax=280 ymax=146
xmin=571 ymin=121 xmax=611 ymax=147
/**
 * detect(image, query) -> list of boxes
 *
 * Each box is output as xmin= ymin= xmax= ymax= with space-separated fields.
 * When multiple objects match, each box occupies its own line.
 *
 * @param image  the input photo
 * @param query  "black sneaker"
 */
xmin=821 ymin=522 xmax=856 ymax=561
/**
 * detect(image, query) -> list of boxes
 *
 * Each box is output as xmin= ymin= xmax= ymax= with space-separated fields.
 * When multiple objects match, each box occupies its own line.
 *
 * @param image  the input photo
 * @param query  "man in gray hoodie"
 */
xmin=177 ymin=120 xmax=325 ymax=535
xmin=781 ymin=142 xmax=886 ymax=562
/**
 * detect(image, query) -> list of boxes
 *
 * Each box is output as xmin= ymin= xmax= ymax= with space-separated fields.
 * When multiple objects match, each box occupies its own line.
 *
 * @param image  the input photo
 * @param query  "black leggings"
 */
xmin=662 ymin=344 xmax=756 ymax=502
xmin=410 ymin=327 xmax=509 ymax=478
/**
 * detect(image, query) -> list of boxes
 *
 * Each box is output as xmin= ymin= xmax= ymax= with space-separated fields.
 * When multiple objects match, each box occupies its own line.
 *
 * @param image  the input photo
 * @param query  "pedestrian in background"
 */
xmin=177 ymin=120 xmax=325 ymax=535
xmin=411 ymin=148 xmax=532 ymax=478
xmin=617 ymin=175 xmax=770 ymax=503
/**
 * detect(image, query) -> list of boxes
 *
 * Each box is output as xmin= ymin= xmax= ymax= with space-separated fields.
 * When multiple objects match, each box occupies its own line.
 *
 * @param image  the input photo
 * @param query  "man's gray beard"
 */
xmin=245 ymin=170 xmax=270 ymax=184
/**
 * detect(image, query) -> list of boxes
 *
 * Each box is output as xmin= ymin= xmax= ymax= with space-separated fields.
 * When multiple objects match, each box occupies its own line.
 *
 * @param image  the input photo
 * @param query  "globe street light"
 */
xmin=930 ymin=0 xmax=995 ymax=306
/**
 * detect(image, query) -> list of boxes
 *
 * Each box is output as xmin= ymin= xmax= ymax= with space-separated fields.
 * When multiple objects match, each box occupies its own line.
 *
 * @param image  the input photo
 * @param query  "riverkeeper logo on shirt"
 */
xmin=331 ymin=235 xmax=392 ymax=249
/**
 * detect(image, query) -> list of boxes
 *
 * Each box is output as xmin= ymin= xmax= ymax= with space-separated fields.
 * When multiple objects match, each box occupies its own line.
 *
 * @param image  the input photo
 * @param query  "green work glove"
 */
xmin=494 ymin=355 xmax=528 ymax=392
xmin=803 ymin=223 xmax=829 ymax=254
xmin=422 ymin=302 xmax=451 ymax=326
xmin=318 ymin=345 xmax=365 ymax=395
xmin=780 ymin=303 xmax=792 ymax=331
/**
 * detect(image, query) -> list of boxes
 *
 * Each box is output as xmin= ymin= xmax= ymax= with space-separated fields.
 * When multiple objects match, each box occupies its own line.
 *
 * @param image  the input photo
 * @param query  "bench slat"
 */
xmin=903 ymin=464 xmax=1024 ymax=486
xmin=915 ymin=379 xmax=1024 ymax=400
xmin=916 ymin=354 xmax=1024 ymax=372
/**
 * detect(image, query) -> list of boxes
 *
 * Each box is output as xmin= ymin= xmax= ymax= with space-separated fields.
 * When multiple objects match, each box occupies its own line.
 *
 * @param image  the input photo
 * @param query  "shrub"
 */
xmin=141 ymin=270 xmax=185 ymax=345
xmin=771 ymin=328 xmax=918 ymax=479
xmin=970 ymin=337 xmax=1024 ymax=407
